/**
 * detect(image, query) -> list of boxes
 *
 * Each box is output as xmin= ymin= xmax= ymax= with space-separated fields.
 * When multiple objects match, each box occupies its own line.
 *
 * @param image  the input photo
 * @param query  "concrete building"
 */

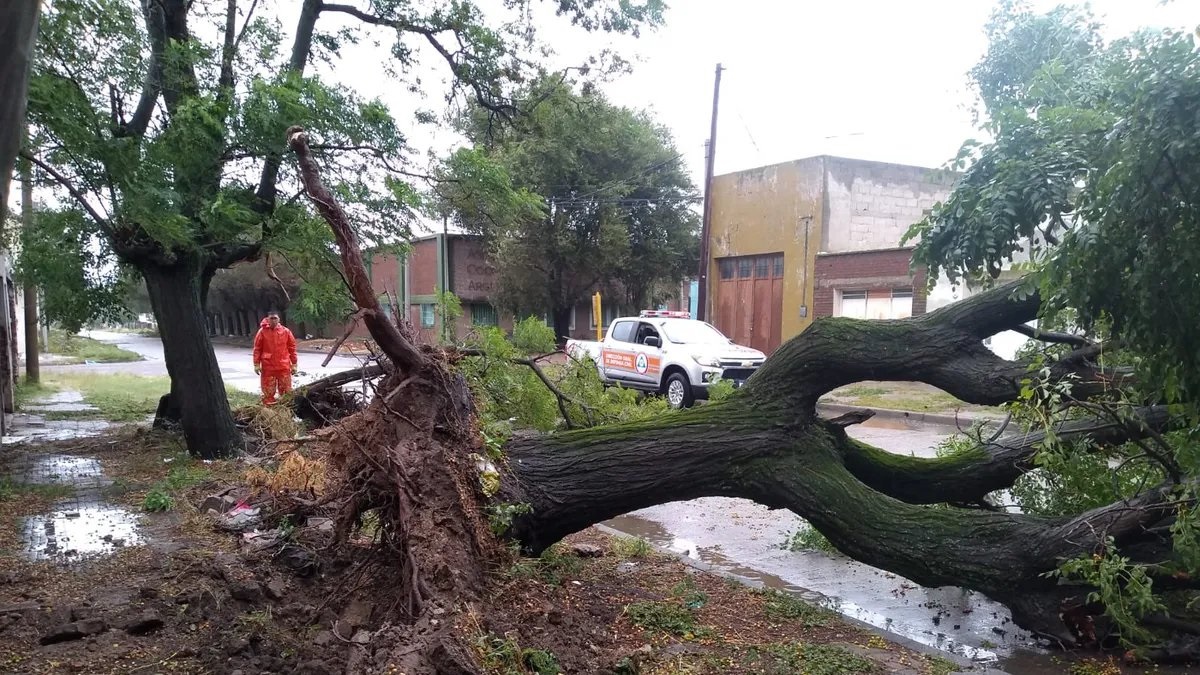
xmin=705 ymin=155 xmax=957 ymax=355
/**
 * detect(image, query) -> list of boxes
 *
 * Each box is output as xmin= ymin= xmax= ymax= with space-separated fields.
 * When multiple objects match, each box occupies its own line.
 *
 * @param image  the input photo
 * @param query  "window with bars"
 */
xmin=754 ymin=257 xmax=770 ymax=278
xmin=719 ymin=259 xmax=735 ymax=279
xmin=420 ymin=304 xmax=436 ymax=328
xmin=717 ymin=254 xmax=785 ymax=280
xmin=471 ymin=303 xmax=498 ymax=327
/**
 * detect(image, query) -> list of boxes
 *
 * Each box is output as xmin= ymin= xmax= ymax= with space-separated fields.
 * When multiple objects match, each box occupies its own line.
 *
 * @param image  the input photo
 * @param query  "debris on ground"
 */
xmin=0 ymin=428 xmax=978 ymax=674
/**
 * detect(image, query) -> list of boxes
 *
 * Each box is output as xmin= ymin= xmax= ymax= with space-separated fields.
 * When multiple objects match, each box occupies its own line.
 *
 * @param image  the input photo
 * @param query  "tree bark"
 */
xmin=20 ymin=153 xmax=38 ymax=384
xmin=143 ymin=260 xmax=242 ymax=458
xmin=0 ymin=0 xmax=39 ymax=220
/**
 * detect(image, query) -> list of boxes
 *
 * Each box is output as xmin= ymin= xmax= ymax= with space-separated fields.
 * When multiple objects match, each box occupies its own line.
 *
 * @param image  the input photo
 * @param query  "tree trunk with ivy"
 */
xmin=290 ymin=129 xmax=1196 ymax=671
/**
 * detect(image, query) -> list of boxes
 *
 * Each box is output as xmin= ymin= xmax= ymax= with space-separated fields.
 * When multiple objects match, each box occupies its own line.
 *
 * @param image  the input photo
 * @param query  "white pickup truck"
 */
xmin=565 ymin=310 xmax=767 ymax=408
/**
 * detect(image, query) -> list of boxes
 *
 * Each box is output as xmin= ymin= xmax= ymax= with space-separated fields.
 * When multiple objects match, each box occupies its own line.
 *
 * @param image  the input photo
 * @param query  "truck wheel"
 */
xmin=665 ymin=372 xmax=695 ymax=409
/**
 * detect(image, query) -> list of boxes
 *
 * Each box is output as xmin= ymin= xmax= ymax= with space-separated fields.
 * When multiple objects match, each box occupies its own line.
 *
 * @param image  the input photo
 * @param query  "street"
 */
xmin=45 ymin=331 xmax=366 ymax=395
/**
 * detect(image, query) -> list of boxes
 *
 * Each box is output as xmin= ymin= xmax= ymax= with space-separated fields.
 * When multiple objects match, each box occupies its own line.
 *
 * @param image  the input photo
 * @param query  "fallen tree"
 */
xmin=287 ymin=127 xmax=1199 ymax=671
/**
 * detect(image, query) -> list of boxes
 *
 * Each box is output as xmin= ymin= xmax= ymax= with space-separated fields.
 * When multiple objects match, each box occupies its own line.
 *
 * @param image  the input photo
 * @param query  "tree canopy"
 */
xmin=20 ymin=0 xmax=666 ymax=457
xmin=907 ymin=2 xmax=1200 ymax=407
xmin=439 ymin=77 xmax=698 ymax=339
xmin=904 ymin=2 xmax=1200 ymax=650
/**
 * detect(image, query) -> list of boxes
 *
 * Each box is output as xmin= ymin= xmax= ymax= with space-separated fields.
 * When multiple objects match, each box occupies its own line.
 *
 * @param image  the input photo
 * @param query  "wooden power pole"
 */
xmin=696 ymin=63 xmax=723 ymax=322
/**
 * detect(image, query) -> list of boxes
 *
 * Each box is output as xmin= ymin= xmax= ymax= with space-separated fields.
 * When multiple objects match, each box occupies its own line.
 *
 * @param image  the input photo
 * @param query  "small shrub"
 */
xmin=927 ymin=655 xmax=960 ymax=675
xmin=706 ymin=379 xmax=737 ymax=402
xmin=474 ymin=633 xmax=561 ymax=675
xmin=505 ymin=543 xmax=583 ymax=586
xmin=761 ymin=590 xmax=833 ymax=627
xmin=486 ymin=502 xmax=532 ymax=536
xmin=785 ymin=524 xmax=838 ymax=554
xmin=611 ymin=536 xmax=652 ymax=559
xmin=142 ymin=487 xmax=174 ymax=512
xmin=671 ymin=576 xmax=708 ymax=610
xmin=625 ymin=600 xmax=701 ymax=637
xmin=521 ymin=649 xmax=561 ymax=675
xmin=767 ymin=643 xmax=877 ymax=675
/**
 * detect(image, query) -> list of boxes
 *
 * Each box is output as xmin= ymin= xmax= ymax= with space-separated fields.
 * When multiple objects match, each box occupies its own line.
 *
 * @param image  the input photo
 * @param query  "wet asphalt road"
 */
xmin=45 ymin=331 xmax=365 ymax=394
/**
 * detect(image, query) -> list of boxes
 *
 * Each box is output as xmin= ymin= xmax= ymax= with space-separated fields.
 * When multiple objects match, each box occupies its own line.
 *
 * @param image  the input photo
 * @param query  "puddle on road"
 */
xmin=21 ymin=506 xmax=142 ymax=561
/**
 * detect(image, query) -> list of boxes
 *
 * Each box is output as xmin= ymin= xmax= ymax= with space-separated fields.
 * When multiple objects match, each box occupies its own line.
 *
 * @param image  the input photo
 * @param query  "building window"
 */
xmin=838 ymin=290 xmax=868 ymax=319
xmin=890 ymin=288 xmax=914 ymax=319
xmin=420 ymin=304 xmax=436 ymax=328
xmin=590 ymin=304 xmax=619 ymax=330
xmin=471 ymin=303 xmax=498 ymax=327
xmin=718 ymin=254 xmax=783 ymax=281
xmin=543 ymin=310 xmax=577 ymax=331
xmin=838 ymin=289 xmax=914 ymax=320
xmin=754 ymin=257 xmax=770 ymax=278
xmin=719 ymin=259 xmax=734 ymax=280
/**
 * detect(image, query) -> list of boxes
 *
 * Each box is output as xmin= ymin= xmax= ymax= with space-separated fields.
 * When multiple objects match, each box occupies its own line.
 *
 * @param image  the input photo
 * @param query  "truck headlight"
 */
xmin=692 ymin=355 xmax=720 ymax=368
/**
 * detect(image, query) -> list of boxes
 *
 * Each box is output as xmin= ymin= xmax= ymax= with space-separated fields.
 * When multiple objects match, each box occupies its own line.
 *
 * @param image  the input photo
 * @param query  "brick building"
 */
xmin=338 ymin=233 xmax=694 ymax=343
xmin=705 ymin=155 xmax=956 ymax=354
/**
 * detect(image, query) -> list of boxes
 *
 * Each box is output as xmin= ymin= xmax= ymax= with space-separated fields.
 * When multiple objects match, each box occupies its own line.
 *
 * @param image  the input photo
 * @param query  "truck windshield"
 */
xmin=660 ymin=321 xmax=730 ymax=345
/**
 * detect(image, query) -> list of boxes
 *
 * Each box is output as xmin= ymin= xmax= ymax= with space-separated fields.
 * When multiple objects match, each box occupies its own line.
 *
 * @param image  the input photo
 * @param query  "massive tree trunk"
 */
xmin=154 ymin=267 xmax=218 ymax=429
xmin=143 ymin=259 xmax=242 ymax=459
xmin=288 ymin=128 xmax=1196 ymax=671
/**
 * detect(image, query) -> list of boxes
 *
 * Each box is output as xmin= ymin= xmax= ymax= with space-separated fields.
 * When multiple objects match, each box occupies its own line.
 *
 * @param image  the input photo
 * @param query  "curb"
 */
xmin=817 ymin=402 xmax=1003 ymax=431
xmin=593 ymin=523 xmax=1010 ymax=675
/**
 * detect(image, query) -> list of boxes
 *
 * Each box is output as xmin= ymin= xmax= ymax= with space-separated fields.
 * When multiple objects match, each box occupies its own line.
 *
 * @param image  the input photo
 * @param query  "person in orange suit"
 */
xmin=252 ymin=311 xmax=298 ymax=406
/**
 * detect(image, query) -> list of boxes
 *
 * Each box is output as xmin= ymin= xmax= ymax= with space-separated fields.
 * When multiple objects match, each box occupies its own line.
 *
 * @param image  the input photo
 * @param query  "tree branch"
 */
xmin=288 ymin=126 xmax=427 ymax=373
xmin=1012 ymin=323 xmax=1093 ymax=347
xmin=319 ymin=3 xmax=518 ymax=121
xmin=19 ymin=150 xmax=110 ymax=229
xmin=455 ymin=347 xmax=591 ymax=429
xmin=252 ymin=0 xmax=320 ymax=215
xmin=838 ymin=405 xmax=1175 ymax=504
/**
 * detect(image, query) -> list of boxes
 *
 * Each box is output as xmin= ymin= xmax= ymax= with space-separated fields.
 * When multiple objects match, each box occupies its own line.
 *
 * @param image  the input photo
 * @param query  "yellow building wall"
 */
xmin=707 ymin=157 xmax=826 ymax=341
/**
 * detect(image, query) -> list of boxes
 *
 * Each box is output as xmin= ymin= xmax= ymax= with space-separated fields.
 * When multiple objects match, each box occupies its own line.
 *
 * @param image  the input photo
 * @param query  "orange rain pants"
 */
xmin=260 ymin=370 xmax=293 ymax=406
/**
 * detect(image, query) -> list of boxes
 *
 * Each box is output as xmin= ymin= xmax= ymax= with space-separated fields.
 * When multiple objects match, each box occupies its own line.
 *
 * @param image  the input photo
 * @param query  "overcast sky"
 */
xmin=12 ymin=0 xmax=1196 ymax=232
xmin=320 ymin=0 xmax=1196 ymax=225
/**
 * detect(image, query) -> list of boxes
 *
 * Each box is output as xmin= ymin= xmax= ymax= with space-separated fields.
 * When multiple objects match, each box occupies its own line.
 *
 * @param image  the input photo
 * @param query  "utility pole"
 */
xmin=20 ymin=152 xmax=37 ymax=383
xmin=696 ymin=63 xmax=723 ymax=322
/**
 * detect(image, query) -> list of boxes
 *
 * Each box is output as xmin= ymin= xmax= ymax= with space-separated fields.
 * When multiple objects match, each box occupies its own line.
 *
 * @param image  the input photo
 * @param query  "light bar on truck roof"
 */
xmin=639 ymin=310 xmax=691 ymax=319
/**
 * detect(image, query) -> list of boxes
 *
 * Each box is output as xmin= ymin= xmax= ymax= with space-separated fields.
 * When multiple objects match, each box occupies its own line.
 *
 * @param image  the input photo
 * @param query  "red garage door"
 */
xmin=714 ymin=253 xmax=783 ymax=354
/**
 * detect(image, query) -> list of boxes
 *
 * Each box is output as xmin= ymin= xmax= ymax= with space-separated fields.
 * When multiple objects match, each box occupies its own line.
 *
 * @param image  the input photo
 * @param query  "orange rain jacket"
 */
xmin=252 ymin=318 xmax=298 ymax=373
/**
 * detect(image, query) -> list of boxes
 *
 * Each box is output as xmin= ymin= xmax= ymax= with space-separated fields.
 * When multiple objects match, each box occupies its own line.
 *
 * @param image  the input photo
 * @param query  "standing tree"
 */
xmin=275 ymin=6 xmax=1200 ymax=666
xmin=22 ymin=0 xmax=665 ymax=458
xmin=440 ymin=77 xmax=698 ymax=340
